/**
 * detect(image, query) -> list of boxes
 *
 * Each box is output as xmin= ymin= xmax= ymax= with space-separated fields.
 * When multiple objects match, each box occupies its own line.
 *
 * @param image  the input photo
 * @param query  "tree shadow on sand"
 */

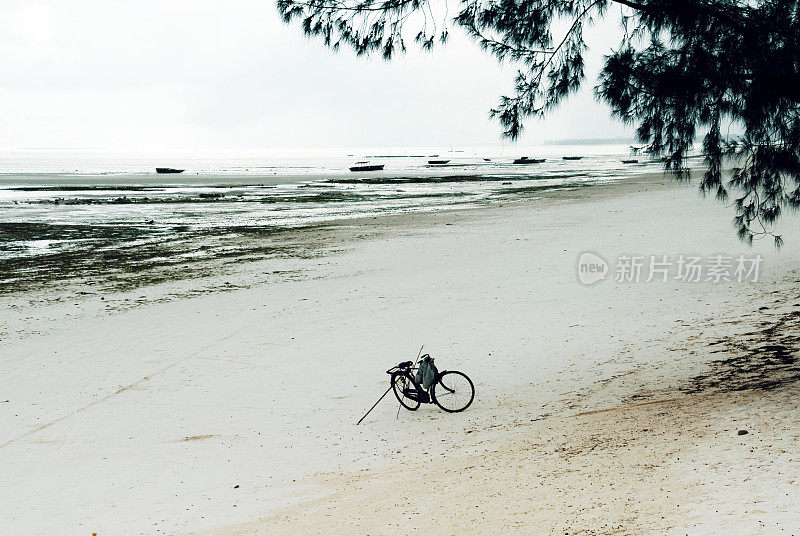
xmin=682 ymin=308 xmax=800 ymax=393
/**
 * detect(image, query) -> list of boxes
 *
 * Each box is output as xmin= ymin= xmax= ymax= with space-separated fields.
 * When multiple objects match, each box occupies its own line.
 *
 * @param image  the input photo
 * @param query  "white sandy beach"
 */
xmin=2 ymin=174 xmax=799 ymax=535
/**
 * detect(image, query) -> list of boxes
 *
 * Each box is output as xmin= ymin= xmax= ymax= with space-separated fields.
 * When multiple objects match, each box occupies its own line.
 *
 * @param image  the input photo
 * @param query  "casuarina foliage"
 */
xmin=277 ymin=0 xmax=800 ymax=244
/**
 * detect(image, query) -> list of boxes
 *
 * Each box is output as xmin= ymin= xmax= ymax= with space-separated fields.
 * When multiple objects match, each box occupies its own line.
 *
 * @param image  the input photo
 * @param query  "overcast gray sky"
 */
xmin=0 ymin=0 xmax=634 ymax=150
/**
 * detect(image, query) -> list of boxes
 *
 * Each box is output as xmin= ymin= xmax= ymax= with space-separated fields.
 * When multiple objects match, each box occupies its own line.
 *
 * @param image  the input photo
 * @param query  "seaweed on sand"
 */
xmin=0 ymin=222 xmax=323 ymax=295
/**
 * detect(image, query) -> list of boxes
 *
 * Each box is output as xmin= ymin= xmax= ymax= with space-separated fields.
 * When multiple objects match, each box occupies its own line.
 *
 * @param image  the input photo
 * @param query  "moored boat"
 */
xmin=513 ymin=157 xmax=545 ymax=164
xmin=428 ymin=159 xmax=450 ymax=165
xmin=156 ymin=167 xmax=184 ymax=174
xmin=562 ymin=156 xmax=583 ymax=160
xmin=621 ymin=159 xmax=639 ymax=164
xmin=349 ymin=161 xmax=385 ymax=172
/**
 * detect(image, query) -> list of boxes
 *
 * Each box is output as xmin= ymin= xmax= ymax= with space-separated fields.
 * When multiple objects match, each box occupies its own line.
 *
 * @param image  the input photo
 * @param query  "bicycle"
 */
xmin=386 ymin=359 xmax=475 ymax=413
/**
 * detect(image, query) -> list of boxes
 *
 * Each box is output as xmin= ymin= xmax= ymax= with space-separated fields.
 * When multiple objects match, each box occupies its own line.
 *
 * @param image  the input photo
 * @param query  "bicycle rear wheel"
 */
xmin=391 ymin=372 xmax=421 ymax=411
xmin=432 ymin=371 xmax=474 ymax=412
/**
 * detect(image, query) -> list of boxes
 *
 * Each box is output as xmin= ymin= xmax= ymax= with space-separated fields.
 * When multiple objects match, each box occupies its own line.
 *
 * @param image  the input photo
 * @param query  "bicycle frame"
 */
xmin=387 ymin=362 xmax=454 ymax=404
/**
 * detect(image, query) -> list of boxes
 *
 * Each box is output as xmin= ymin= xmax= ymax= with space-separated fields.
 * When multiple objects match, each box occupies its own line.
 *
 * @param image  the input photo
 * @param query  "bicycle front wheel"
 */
xmin=432 ymin=371 xmax=475 ymax=412
xmin=391 ymin=372 xmax=421 ymax=411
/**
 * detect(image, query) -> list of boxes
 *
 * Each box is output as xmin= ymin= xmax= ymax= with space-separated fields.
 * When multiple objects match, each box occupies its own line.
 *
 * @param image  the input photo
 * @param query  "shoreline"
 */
xmin=0 ymin=171 xmax=682 ymax=347
xmin=0 ymin=171 xmax=679 ymax=299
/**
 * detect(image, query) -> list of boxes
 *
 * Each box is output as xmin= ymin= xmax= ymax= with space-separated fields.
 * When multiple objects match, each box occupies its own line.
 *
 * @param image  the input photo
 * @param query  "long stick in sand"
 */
xmin=356 ymin=386 xmax=393 ymax=426
xmin=357 ymin=345 xmax=425 ymax=425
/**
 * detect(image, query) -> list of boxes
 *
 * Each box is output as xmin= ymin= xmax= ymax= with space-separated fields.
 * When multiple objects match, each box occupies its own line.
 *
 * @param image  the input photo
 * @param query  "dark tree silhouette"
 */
xmin=278 ymin=0 xmax=800 ymax=245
